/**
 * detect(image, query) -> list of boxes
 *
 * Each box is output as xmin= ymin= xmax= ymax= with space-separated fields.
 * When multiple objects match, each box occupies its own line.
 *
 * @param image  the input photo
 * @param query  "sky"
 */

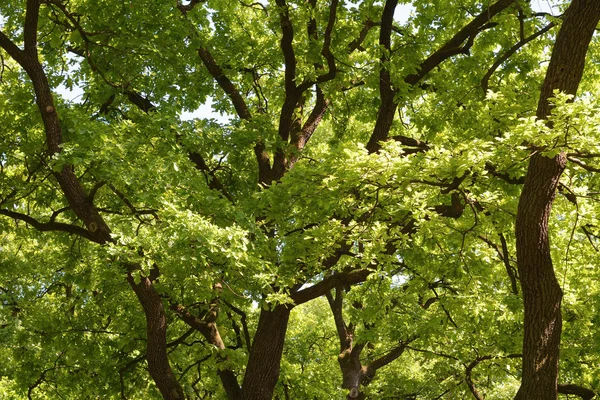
xmin=56 ymin=0 xmax=561 ymax=122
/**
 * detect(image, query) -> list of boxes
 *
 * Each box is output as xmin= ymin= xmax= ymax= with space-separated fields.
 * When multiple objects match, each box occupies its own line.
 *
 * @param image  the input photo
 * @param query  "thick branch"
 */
xmin=405 ymin=0 xmax=515 ymax=86
xmin=392 ymin=135 xmax=430 ymax=153
xmin=24 ymin=0 xmax=41 ymax=55
xmin=286 ymin=88 xmax=329 ymax=169
xmin=1 ymin=14 xmax=112 ymax=244
xmin=0 ymin=209 xmax=100 ymax=243
xmin=300 ymin=88 xmax=329 ymax=146
xmin=568 ymin=156 xmax=600 ymax=173
xmin=126 ymin=271 xmax=185 ymax=400
xmin=170 ymin=301 xmax=241 ymax=400
xmin=0 ymin=32 xmax=30 ymax=72
xmin=348 ymin=20 xmax=376 ymax=53
xmin=291 ymin=269 xmax=371 ymax=305
xmin=194 ymin=46 xmax=271 ymax=184
xmin=325 ymin=288 xmax=350 ymax=352
xmin=315 ymin=0 xmax=339 ymax=84
xmin=364 ymin=338 xmax=416 ymax=377
xmin=275 ymin=0 xmax=297 ymax=94
xmin=558 ymin=384 xmax=596 ymax=400
xmin=177 ymin=0 xmax=205 ymax=15
xmin=197 ymin=47 xmax=252 ymax=120
xmin=365 ymin=0 xmax=398 ymax=153
xmin=378 ymin=0 xmax=397 ymax=103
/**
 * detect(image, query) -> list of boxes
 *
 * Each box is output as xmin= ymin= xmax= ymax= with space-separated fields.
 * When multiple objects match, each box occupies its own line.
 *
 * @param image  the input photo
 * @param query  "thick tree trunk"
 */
xmin=240 ymin=305 xmax=291 ymax=400
xmin=515 ymin=152 xmax=566 ymax=399
xmin=515 ymin=1 xmax=600 ymax=398
xmin=127 ymin=273 xmax=185 ymax=400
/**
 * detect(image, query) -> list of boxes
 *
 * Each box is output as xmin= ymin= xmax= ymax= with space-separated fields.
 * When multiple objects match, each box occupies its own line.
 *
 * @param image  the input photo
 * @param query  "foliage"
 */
xmin=1 ymin=0 xmax=599 ymax=399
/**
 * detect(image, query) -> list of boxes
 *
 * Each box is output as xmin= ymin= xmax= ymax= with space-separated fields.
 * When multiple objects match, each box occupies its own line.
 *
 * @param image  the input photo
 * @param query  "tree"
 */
xmin=515 ymin=0 xmax=600 ymax=398
xmin=1 ymin=0 xmax=600 ymax=399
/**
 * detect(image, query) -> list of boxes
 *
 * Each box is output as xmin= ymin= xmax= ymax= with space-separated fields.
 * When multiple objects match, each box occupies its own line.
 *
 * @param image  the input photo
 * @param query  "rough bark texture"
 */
xmin=240 ymin=305 xmax=291 ymax=400
xmin=0 ymin=4 xmax=185 ymax=397
xmin=128 ymin=273 xmax=185 ymax=400
xmin=365 ymin=0 xmax=398 ymax=153
xmin=515 ymin=1 xmax=600 ymax=399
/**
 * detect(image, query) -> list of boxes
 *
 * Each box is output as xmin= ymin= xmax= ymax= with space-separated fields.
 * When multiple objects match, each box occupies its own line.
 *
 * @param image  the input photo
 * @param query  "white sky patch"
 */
xmin=56 ymin=82 xmax=84 ymax=103
xmin=181 ymin=98 xmax=229 ymax=123
xmin=531 ymin=0 xmax=562 ymax=14
xmin=394 ymin=3 xmax=414 ymax=25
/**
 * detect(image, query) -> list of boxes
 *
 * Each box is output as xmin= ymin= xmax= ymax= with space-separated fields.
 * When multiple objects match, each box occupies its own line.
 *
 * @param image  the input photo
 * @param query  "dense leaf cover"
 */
xmin=1 ymin=0 xmax=600 ymax=399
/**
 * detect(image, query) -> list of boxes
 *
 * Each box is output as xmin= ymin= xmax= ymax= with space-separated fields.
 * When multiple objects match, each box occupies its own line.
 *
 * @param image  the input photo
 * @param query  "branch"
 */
xmin=223 ymin=300 xmax=252 ymax=352
xmin=314 ymin=0 xmax=338 ymax=85
xmin=126 ymin=91 xmax=155 ymax=113
xmin=365 ymin=0 xmax=398 ymax=153
xmin=286 ymin=87 xmax=330 ymax=169
xmin=126 ymin=270 xmax=185 ymax=399
xmin=291 ymin=269 xmax=371 ymax=305
xmin=347 ymin=20 xmax=376 ymax=53
xmin=478 ymin=234 xmax=519 ymax=295
xmin=0 ymin=209 xmax=100 ymax=243
xmin=272 ymin=0 xmax=304 ymax=178
xmin=275 ymin=0 xmax=297 ymax=94
xmin=482 ymin=21 xmax=555 ymax=92
xmin=186 ymin=152 xmax=235 ymax=203
xmin=169 ymin=300 xmax=242 ymax=400
xmin=240 ymin=1 xmax=268 ymax=14
xmin=392 ymin=135 xmax=430 ymax=153
xmin=364 ymin=337 xmax=416 ymax=378
xmin=195 ymin=45 xmax=272 ymax=185
xmin=558 ymin=384 xmax=596 ymax=400
xmin=405 ymin=0 xmax=515 ymax=86
xmin=1 ymin=15 xmax=113 ymax=243
xmin=177 ymin=0 xmax=205 ymax=15
xmin=582 ymin=225 xmax=600 ymax=252
xmin=325 ymin=288 xmax=350 ymax=352
xmin=0 ymin=31 xmax=29 ymax=68
xmin=485 ymin=162 xmax=525 ymax=184
xmin=24 ymin=0 xmax=41 ymax=55
xmin=568 ymin=156 xmax=600 ymax=173
xmin=464 ymin=354 xmax=521 ymax=400
xmin=283 ymin=1 xmax=337 ymax=170
xmin=378 ymin=0 xmax=397 ymax=103
xmin=300 ymin=88 xmax=329 ymax=146
xmin=197 ymin=47 xmax=252 ymax=121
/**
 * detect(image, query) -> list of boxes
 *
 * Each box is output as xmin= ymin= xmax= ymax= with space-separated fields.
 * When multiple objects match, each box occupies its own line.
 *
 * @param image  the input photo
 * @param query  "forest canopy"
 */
xmin=1 ymin=0 xmax=600 ymax=399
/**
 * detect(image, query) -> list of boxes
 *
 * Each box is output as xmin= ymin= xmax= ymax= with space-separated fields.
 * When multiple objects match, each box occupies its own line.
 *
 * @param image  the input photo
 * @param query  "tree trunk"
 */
xmin=515 ymin=1 xmax=600 ymax=398
xmin=127 ymin=273 xmax=185 ymax=400
xmin=240 ymin=305 xmax=291 ymax=400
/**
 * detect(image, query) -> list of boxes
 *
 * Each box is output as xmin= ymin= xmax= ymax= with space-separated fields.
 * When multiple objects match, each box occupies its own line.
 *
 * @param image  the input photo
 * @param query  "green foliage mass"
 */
xmin=1 ymin=0 xmax=599 ymax=399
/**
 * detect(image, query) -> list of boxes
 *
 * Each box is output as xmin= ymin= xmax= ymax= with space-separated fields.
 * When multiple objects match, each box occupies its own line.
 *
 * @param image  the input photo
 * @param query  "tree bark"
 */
xmin=170 ymin=300 xmax=242 ymax=400
xmin=515 ymin=1 xmax=600 ymax=399
xmin=127 ymin=272 xmax=185 ymax=400
xmin=240 ymin=305 xmax=291 ymax=400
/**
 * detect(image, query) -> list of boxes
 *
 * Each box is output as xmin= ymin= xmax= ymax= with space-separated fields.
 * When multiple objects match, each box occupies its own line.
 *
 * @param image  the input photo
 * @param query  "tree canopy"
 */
xmin=1 ymin=0 xmax=600 ymax=399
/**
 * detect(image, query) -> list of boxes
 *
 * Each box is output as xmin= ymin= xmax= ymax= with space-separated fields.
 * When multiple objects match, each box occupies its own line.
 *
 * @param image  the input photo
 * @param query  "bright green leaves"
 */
xmin=3 ymin=0 xmax=600 ymax=398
